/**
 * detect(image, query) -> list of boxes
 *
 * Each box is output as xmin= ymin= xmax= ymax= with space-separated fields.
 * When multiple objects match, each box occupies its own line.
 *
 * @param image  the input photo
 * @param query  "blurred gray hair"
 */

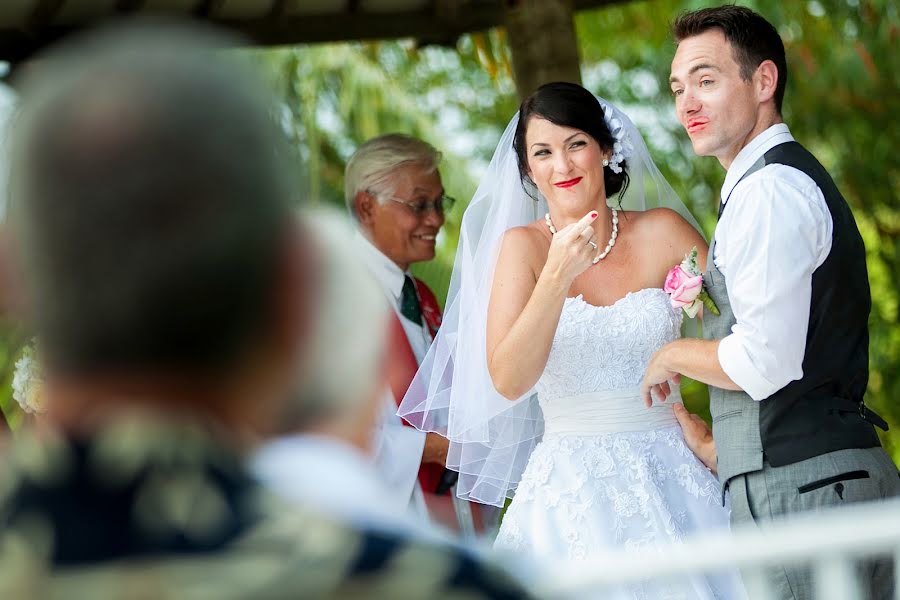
xmin=9 ymin=21 xmax=295 ymax=374
xmin=344 ymin=133 xmax=441 ymax=219
xmin=280 ymin=210 xmax=389 ymax=428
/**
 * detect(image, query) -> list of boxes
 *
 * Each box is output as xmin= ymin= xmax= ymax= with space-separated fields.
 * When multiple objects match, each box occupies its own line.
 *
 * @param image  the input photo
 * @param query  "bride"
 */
xmin=400 ymin=82 xmax=743 ymax=598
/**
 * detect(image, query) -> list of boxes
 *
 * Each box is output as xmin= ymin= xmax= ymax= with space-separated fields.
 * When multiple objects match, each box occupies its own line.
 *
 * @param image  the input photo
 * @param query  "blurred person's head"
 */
xmin=344 ymin=134 xmax=449 ymax=271
xmin=670 ymin=5 xmax=785 ymax=167
xmin=276 ymin=210 xmax=389 ymax=451
xmin=8 ymin=22 xmax=312 ymax=432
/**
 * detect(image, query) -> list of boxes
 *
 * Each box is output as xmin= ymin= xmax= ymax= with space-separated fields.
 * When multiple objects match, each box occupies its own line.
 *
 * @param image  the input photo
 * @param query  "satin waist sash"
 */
xmin=541 ymin=388 xmax=680 ymax=437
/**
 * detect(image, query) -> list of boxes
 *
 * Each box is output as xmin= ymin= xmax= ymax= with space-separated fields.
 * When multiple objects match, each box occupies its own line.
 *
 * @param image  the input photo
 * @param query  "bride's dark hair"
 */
xmin=513 ymin=81 xmax=629 ymax=202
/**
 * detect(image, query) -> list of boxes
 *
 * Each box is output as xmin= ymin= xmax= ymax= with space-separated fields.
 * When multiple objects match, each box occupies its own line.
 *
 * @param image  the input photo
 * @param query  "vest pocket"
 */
xmin=712 ymin=409 xmax=742 ymax=423
xmin=797 ymin=470 xmax=870 ymax=494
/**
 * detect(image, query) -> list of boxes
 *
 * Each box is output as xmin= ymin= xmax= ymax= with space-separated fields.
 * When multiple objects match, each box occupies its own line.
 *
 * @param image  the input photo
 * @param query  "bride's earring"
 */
xmin=602 ymin=158 xmax=609 ymax=167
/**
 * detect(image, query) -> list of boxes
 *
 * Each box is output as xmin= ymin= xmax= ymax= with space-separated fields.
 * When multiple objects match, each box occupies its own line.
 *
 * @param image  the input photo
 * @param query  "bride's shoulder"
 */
xmin=626 ymin=208 xmax=708 ymax=270
xmin=628 ymin=208 xmax=699 ymax=240
xmin=494 ymin=222 xmax=547 ymax=270
xmin=500 ymin=221 xmax=546 ymax=251
xmin=628 ymin=207 xmax=689 ymax=227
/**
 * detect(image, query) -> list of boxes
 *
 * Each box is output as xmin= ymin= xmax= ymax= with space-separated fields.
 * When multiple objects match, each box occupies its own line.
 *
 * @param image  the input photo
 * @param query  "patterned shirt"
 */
xmin=0 ymin=416 xmax=530 ymax=599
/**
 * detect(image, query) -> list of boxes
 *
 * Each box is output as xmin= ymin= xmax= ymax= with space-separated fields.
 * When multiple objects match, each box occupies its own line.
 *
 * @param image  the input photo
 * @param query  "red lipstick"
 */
xmin=687 ymin=118 xmax=709 ymax=134
xmin=554 ymin=177 xmax=583 ymax=189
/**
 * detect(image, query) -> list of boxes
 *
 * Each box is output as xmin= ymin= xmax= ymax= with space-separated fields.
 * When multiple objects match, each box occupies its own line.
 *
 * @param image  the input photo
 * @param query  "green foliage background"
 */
xmin=2 ymin=0 xmax=898 ymax=459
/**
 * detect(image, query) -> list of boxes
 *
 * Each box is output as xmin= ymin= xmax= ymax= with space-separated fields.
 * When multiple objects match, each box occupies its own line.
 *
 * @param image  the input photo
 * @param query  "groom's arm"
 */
xmin=641 ymin=341 xmax=734 ymax=474
xmin=643 ymin=171 xmax=832 ymax=409
xmin=657 ymin=338 xmax=741 ymax=389
xmin=641 ymin=342 xmax=727 ymax=473
xmin=640 ymin=338 xmax=741 ymax=407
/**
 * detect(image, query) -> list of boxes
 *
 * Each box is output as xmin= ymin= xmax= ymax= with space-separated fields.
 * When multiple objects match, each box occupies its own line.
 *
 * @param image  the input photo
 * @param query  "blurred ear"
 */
xmin=233 ymin=215 xmax=319 ymax=437
xmin=755 ymin=59 xmax=779 ymax=106
xmin=354 ymin=191 xmax=378 ymax=228
xmin=272 ymin=216 xmax=318 ymax=383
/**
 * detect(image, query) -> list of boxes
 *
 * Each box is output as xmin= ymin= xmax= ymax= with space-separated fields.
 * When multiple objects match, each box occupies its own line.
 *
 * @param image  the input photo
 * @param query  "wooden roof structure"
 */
xmin=0 ymin=0 xmax=622 ymax=63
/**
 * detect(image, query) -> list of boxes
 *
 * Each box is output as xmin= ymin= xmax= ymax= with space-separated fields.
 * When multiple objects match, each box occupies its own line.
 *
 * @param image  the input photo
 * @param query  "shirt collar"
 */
xmin=721 ymin=123 xmax=794 ymax=205
xmin=355 ymin=232 xmax=408 ymax=302
xmin=254 ymin=434 xmax=379 ymax=489
xmin=251 ymin=433 xmax=396 ymax=518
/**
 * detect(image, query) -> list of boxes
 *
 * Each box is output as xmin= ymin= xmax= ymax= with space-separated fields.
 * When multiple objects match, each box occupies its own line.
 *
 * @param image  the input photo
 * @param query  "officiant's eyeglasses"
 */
xmin=382 ymin=193 xmax=456 ymax=216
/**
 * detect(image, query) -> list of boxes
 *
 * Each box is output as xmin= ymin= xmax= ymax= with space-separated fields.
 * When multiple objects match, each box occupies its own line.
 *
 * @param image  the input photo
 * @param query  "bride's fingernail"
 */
xmin=590 ymin=211 xmax=598 ymax=219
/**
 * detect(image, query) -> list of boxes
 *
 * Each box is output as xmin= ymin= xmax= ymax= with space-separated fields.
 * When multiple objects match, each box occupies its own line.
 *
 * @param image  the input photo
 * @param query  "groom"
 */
xmin=642 ymin=5 xmax=899 ymax=598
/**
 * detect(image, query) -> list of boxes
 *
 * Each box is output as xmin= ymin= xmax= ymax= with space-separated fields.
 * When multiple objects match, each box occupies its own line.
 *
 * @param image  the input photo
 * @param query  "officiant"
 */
xmin=345 ymin=134 xmax=488 ymax=537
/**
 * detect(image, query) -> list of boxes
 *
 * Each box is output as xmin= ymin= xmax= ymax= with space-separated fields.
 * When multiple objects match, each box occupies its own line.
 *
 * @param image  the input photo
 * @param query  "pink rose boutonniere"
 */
xmin=664 ymin=247 xmax=719 ymax=318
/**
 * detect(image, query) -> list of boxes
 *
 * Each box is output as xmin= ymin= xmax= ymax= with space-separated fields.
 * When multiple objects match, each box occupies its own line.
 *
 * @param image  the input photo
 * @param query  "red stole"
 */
xmin=387 ymin=278 xmax=484 ymax=534
xmin=387 ymin=278 xmax=444 ymax=493
xmin=413 ymin=278 xmax=442 ymax=338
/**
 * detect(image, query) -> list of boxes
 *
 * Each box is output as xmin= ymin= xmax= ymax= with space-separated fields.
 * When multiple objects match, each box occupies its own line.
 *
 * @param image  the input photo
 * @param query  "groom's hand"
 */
xmin=641 ymin=346 xmax=680 ymax=408
xmin=673 ymin=403 xmax=717 ymax=475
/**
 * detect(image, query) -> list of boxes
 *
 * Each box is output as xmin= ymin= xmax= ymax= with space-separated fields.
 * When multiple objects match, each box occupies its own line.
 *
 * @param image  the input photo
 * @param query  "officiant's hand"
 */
xmin=544 ymin=210 xmax=600 ymax=284
xmin=422 ymin=432 xmax=450 ymax=466
xmin=673 ymin=403 xmax=717 ymax=475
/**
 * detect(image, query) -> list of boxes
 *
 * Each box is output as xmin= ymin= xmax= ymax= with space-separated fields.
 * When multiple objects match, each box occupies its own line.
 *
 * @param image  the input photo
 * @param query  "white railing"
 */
xmin=537 ymin=499 xmax=900 ymax=599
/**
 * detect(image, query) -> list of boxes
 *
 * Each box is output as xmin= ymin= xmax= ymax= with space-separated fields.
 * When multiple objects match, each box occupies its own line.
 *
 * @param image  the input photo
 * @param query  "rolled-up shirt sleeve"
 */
xmin=716 ymin=167 xmax=832 ymax=401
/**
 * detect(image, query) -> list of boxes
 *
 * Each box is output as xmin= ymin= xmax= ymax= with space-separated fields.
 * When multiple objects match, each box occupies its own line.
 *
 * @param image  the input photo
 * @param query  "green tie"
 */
xmin=400 ymin=275 xmax=423 ymax=325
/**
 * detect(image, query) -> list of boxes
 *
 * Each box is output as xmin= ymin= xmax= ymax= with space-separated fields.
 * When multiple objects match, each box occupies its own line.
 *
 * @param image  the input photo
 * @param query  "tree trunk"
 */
xmin=503 ymin=0 xmax=582 ymax=101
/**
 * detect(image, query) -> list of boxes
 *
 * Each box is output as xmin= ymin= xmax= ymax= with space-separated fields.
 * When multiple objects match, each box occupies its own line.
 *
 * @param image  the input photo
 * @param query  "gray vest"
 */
xmin=703 ymin=143 xmax=882 ymax=494
xmin=703 ymin=232 xmax=764 ymax=490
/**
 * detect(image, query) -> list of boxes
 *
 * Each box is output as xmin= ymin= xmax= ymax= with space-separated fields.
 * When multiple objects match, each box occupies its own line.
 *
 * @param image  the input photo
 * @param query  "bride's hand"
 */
xmin=544 ymin=210 xmax=600 ymax=284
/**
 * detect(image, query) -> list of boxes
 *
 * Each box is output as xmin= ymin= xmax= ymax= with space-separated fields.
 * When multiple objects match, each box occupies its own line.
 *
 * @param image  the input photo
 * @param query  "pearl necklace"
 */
xmin=545 ymin=208 xmax=619 ymax=264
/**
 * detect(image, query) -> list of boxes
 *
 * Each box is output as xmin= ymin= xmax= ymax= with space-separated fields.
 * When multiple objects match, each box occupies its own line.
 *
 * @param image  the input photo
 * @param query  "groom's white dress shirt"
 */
xmin=714 ymin=123 xmax=834 ymax=402
xmin=356 ymin=233 xmax=430 ymax=517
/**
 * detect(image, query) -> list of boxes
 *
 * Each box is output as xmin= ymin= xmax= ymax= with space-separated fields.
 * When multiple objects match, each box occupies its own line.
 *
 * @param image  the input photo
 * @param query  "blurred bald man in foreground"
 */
xmin=0 ymin=21 xmax=529 ymax=599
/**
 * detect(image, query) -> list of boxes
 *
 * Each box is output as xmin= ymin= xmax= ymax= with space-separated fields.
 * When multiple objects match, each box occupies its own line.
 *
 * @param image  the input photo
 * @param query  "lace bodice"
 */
xmin=535 ymin=288 xmax=682 ymax=403
xmin=495 ymin=287 xmax=741 ymax=597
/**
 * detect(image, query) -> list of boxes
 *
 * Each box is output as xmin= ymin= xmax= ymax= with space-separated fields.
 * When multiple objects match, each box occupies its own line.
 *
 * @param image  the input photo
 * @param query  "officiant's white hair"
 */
xmin=344 ymin=133 xmax=441 ymax=219
xmin=280 ymin=209 xmax=389 ymax=428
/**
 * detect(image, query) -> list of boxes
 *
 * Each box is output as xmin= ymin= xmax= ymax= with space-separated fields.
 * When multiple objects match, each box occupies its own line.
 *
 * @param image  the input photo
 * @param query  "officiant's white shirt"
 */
xmin=251 ymin=434 xmax=434 ymax=537
xmin=714 ymin=123 xmax=834 ymax=401
xmin=355 ymin=232 xmax=434 ymax=362
xmin=356 ymin=233 xmax=429 ymax=514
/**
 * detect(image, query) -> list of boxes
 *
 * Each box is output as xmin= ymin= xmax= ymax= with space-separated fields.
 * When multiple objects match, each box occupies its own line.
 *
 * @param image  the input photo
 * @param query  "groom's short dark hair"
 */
xmin=673 ymin=5 xmax=787 ymax=114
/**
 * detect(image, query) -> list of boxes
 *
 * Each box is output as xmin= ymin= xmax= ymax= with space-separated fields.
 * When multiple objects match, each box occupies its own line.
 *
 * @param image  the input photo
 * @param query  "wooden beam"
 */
xmin=503 ymin=0 xmax=582 ymax=100
xmin=0 ymin=7 xmax=498 ymax=62
xmin=0 ymin=0 xmax=629 ymax=62
xmin=227 ymin=6 xmax=501 ymax=47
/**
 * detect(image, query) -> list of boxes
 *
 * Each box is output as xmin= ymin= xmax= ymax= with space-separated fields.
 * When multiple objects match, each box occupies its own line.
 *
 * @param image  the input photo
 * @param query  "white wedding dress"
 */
xmin=494 ymin=288 xmax=744 ymax=599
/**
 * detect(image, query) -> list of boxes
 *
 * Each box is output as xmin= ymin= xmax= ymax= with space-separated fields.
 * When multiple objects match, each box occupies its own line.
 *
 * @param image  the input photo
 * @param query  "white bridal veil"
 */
xmin=398 ymin=97 xmax=701 ymax=507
